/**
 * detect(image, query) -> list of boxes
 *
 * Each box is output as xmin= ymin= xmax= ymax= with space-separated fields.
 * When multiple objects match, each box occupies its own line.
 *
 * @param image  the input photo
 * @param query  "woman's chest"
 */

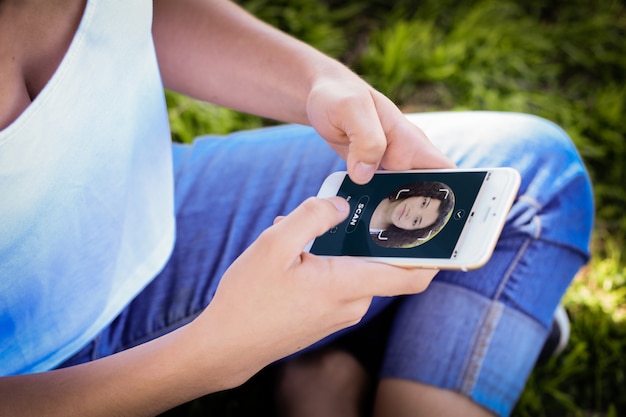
xmin=0 ymin=0 xmax=86 ymax=131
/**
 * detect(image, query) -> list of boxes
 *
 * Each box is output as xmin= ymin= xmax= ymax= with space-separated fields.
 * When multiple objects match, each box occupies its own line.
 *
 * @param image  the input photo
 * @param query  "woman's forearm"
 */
xmin=0 ymin=322 xmax=257 ymax=417
xmin=152 ymin=0 xmax=358 ymax=125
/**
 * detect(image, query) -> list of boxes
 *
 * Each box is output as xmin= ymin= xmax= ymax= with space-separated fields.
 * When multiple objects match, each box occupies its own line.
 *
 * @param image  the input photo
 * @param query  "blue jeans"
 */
xmin=60 ymin=112 xmax=593 ymax=417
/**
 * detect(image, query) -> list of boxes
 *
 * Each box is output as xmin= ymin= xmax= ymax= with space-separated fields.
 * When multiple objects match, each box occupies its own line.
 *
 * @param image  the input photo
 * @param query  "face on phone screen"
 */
xmin=309 ymin=171 xmax=488 ymax=259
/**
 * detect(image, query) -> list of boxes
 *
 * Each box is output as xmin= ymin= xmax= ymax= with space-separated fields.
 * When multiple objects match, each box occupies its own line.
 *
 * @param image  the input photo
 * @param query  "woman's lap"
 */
xmin=59 ymin=124 xmax=346 ymax=364
xmin=59 ymin=112 xmax=594 ymax=416
xmin=380 ymin=236 xmax=587 ymax=416
xmin=382 ymin=112 xmax=591 ymax=416
xmin=380 ymin=112 xmax=592 ymax=416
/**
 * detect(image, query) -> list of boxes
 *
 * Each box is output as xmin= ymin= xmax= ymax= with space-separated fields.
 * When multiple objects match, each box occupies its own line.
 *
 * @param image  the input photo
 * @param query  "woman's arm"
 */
xmin=0 ymin=198 xmax=438 ymax=417
xmin=0 ymin=315 xmax=249 ymax=416
xmin=152 ymin=0 xmax=455 ymax=185
xmin=153 ymin=0 xmax=326 ymax=125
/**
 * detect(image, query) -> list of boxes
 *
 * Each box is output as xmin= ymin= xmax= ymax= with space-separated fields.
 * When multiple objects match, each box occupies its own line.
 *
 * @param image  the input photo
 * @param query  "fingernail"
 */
xmin=328 ymin=197 xmax=348 ymax=212
xmin=354 ymin=162 xmax=377 ymax=183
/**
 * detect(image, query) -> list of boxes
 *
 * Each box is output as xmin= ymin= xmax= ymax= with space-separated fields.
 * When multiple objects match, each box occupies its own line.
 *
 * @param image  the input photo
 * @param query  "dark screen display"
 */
xmin=310 ymin=171 xmax=487 ymax=259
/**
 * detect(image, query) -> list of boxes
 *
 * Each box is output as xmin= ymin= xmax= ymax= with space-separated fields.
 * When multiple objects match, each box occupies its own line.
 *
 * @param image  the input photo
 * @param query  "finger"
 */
xmin=273 ymin=215 xmax=286 ymax=225
xmin=329 ymin=257 xmax=440 ymax=297
xmin=341 ymin=93 xmax=388 ymax=184
xmin=362 ymin=93 xmax=455 ymax=171
xmin=381 ymin=117 xmax=456 ymax=170
xmin=267 ymin=197 xmax=349 ymax=257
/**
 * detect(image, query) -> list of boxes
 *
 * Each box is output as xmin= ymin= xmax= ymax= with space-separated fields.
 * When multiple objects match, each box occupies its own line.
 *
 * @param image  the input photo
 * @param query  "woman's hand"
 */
xmin=194 ymin=197 xmax=439 ymax=380
xmin=153 ymin=0 xmax=455 ymax=186
xmin=306 ymin=76 xmax=455 ymax=184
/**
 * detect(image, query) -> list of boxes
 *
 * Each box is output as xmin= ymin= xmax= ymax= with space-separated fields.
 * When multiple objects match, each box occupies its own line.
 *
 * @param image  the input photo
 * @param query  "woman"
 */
xmin=0 ymin=1 xmax=593 ymax=416
xmin=369 ymin=181 xmax=455 ymax=248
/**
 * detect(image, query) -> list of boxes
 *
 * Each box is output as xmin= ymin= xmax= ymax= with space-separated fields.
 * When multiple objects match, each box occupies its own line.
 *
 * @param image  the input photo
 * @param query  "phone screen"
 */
xmin=310 ymin=171 xmax=488 ymax=259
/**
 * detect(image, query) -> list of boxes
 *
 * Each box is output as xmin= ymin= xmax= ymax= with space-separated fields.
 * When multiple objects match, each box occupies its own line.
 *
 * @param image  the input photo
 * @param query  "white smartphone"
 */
xmin=305 ymin=168 xmax=521 ymax=271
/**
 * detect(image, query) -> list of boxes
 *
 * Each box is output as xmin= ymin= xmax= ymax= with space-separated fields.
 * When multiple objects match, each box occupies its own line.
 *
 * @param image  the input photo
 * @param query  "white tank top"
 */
xmin=0 ymin=0 xmax=175 ymax=374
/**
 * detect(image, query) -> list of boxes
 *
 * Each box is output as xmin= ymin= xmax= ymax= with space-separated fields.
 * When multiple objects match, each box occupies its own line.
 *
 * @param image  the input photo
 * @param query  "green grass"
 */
xmin=163 ymin=0 xmax=626 ymax=415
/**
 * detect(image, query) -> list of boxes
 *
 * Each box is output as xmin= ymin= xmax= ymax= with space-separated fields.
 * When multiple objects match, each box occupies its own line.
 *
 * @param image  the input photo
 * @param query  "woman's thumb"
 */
xmin=270 ymin=197 xmax=349 ymax=254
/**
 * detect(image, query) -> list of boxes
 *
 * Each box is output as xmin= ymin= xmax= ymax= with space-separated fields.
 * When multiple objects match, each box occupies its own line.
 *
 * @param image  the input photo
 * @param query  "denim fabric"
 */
xmin=380 ymin=240 xmax=587 ymax=417
xmin=59 ymin=112 xmax=594 ymax=416
xmin=59 ymin=124 xmax=346 ymax=363
xmin=378 ymin=112 xmax=593 ymax=416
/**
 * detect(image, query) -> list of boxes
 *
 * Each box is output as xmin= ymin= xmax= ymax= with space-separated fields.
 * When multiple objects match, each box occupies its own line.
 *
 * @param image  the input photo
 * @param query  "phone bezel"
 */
xmin=307 ymin=168 xmax=521 ymax=270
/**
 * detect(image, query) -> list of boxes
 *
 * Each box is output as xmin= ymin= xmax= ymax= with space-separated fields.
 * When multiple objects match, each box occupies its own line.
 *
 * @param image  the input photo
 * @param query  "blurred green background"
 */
xmin=163 ymin=0 xmax=626 ymax=415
